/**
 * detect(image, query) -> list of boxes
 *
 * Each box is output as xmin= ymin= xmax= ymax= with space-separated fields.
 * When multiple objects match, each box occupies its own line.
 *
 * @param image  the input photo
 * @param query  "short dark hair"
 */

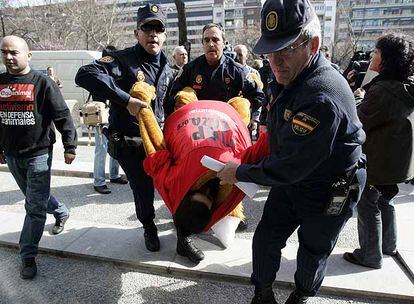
xmin=174 ymin=193 xmax=212 ymax=234
xmin=376 ymin=33 xmax=414 ymax=81
xmin=174 ymin=178 xmax=219 ymax=234
xmin=105 ymin=45 xmax=117 ymax=51
xmin=202 ymin=23 xmax=226 ymax=42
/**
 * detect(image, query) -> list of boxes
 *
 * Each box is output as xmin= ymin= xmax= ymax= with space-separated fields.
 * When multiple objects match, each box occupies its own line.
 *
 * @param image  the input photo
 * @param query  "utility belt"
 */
xmin=101 ymin=126 xmax=143 ymax=160
xmin=325 ymin=157 xmax=366 ymax=216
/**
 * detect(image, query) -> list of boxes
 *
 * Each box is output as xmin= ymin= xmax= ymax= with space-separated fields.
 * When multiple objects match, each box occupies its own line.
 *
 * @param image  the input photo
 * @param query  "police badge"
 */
xmin=137 ymin=71 xmax=145 ymax=82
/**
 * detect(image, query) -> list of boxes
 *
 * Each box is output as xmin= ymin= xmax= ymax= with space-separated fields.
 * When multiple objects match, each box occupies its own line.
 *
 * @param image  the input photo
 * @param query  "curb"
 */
xmin=0 ymin=164 xmax=126 ymax=180
xmin=0 ymin=240 xmax=413 ymax=303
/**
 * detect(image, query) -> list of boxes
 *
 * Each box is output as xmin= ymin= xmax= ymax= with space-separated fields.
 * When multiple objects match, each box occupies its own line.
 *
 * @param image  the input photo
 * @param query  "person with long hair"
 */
xmin=344 ymin=33 xmax=414 ymax=269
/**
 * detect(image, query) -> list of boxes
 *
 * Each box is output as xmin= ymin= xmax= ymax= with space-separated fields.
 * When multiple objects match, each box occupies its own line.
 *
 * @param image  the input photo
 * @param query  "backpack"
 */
xmin=79 ymin=94 xmax=109 ymax=127
xmin=79 ymin=94 xmax=109 ymax=145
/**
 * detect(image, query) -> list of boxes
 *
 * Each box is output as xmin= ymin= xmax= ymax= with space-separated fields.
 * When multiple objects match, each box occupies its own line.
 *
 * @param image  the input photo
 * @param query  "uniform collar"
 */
xmin=202 ymin=53 xmax=226 ymax=68
xmin=135 ymin=43 xmax=162 ymax=63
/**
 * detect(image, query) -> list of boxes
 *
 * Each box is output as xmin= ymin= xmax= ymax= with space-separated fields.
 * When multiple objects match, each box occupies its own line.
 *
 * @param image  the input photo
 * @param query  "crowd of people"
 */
xmin=1 ymin=0 xmax=413 ymax=303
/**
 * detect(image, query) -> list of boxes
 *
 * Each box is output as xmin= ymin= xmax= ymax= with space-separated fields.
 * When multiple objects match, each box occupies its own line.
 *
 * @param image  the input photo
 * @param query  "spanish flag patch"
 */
xmin=292 ymin=112 xmax=320 ymax=136
xmin=99 ymin=56 xmax=114 ymax=63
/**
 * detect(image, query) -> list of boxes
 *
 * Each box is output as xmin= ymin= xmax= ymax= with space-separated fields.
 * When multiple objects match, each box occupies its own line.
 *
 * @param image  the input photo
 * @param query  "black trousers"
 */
xmin=251 ymin=168 xmax=366 ymax=296
xmin=116 ymin=142 xmax=155 ymax=228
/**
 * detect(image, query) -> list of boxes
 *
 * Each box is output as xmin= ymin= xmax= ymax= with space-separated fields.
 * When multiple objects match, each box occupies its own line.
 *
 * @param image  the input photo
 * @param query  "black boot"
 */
xmin=20 ymin=257 xmax=37 ymax=280
xmin=176 ymin=230 xmax=204 ymax=264
xmin=143 ymin=223 xmax=160 ymax=252
xmin=285 ymin=290 xmax=308 ymax=304
xmin=251 ymin=286 xmax=278 ymax=304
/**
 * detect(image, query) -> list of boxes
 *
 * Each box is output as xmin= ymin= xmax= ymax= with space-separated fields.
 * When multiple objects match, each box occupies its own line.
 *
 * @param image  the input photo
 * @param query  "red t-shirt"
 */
xmin=144 ymin=100 xmax=269 ymax=230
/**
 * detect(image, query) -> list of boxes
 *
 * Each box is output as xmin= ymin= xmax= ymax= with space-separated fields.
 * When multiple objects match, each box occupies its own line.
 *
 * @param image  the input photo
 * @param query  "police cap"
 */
xmin=137 ymin=3 xmax=166 ymax=27
xmin=253 ymin=0 xmax=315 ymax=54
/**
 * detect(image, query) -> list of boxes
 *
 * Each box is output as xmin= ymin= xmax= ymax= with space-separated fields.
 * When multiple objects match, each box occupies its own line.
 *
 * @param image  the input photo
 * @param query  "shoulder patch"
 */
xmin=99 ymin=56 xmax=114 ymax=63
xmin=292 ymin=112 xmax=320 ymax=136
xmin=195 ymin=74 xmax=202 ymax=84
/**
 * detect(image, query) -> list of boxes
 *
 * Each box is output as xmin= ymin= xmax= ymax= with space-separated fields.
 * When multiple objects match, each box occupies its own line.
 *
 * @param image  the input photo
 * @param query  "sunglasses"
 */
xmin=140 ymin=23 xmax=166 ymax=33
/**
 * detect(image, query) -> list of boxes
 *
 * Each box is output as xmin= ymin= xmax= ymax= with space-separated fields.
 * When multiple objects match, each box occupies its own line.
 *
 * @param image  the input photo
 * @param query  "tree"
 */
xmin=332 ymin=1 xmax=365 ymax=68
xmin=1 ymin=0 xmax=129 ymax=50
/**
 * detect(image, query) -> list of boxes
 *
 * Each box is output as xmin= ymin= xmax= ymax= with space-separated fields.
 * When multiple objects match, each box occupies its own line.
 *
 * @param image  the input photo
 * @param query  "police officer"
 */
xmin=168 ymin=23 xmax=264 ymax=116
xmin=217 ymin=1 xmax=367 ymax=303
xmin=75 ymin=3 xmax=174 ymax=252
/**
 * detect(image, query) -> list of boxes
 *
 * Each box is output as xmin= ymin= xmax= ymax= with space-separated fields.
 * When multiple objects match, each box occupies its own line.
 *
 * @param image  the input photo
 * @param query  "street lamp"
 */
xmin=0 ymin=14 xmax=14 ymax=37
xmin=1 ymin=15 xmax=5 ymax=37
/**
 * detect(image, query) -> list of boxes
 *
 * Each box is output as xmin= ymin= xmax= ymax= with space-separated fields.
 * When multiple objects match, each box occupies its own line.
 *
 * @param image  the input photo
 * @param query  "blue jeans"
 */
xmin=353 ymin=184 xmax=398 ymax=268
xmin=94 ymin=127 xmax=120 ymax=187
xmin=6 ymin=152 xmax=69 ymax=260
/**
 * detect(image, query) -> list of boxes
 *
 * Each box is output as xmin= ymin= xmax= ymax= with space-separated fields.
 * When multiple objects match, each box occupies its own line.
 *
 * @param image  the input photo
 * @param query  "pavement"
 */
xmin=0 ymin=137 xmax=413 ymax=303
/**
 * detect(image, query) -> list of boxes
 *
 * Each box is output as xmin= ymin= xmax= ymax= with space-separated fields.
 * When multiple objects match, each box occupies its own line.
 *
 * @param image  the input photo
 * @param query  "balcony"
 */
xmin=352 ymin=12 xmax=414 ymax=19
xmin=351 ymin=2 xmax=413 ymax=9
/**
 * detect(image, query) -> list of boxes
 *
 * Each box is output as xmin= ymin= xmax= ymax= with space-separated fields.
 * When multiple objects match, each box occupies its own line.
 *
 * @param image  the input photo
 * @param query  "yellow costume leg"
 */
xmin=137 ymin=107 xmax=165 ymax=155
xmin=228 ymin=202 xmax=245 ymax=222
xmin=228 ymin=97 xmax=251 ymax=127
xmin=174 ymin=87 xmax=198 ymax=111
xmin=129 ymin=80 xmax=165 ymax=155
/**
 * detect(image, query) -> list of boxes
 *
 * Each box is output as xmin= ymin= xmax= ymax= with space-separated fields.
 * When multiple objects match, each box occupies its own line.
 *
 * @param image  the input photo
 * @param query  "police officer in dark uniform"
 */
xmin=168 ymin=23 xmax=264 ymax=116
xmin=217 ymin=1 xmax=367 ymax=303
xmin=75 ymin=3 xmax=174 ymax=252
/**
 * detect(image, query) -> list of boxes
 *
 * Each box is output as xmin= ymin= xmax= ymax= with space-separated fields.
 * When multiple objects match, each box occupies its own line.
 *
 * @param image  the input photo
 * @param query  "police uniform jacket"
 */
xmin=75 ymin=44 xmax=174 ymax=136
xmin=167 ymin=54 xmax=264 ymax=116
xmin=236 ymin=53 xmax=366 ymax=185
xmin=358 ymin=75 xmax=414 ymax=185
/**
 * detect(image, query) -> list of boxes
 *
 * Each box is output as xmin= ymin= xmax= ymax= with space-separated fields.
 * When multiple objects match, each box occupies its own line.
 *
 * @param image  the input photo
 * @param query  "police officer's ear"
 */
xmin=134 ymin=29 xmax=139 ymax=41
xmin=309 ymin=36 xmax=320 ymax=56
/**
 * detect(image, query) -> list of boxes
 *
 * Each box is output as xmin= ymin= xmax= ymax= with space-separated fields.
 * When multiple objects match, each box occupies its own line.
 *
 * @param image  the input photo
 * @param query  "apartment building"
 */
xmin=350 ymin=0 xmax=414 ymax=50
xmin=335 ymin=0 xmax=414 ymax=63
xmin=311 ymin=0 xmax=337 ymax=53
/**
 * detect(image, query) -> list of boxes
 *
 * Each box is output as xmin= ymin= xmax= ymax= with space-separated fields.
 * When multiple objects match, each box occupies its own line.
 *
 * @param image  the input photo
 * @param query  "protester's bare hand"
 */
xmin=126 ymin=97 xmax=148 ymax=116
xmin=0 ymin=152 xmax=6 ymax=164
xmin=354 ymin=87 xmax=366 ymax=99
xmin=64 ymin=153 xmax=76 ymax=164
xmin=217 ymin=162 xmax=239 ymax=185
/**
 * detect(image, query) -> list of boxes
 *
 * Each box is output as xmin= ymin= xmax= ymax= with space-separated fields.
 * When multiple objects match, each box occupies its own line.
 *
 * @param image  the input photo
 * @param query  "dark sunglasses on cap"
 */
xmin=140 ymin=23 xmax=166 ymax=33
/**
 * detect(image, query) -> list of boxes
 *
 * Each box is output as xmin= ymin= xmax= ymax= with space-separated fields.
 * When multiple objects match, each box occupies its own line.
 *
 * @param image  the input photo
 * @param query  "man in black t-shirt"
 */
xmin=0 ymin=35 xmax=77 ymax=280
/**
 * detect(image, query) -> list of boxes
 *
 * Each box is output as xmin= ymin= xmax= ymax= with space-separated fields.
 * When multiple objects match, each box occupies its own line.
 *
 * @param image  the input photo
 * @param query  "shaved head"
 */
xmin=1 ymin=35 xmax=30 ymax=52
xmin=1 ymin=35 xmax=31 ymax=75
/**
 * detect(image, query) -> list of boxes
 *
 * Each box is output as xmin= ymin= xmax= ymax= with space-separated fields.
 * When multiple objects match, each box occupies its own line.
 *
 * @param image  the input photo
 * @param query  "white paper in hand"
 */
xmin=200 ymin=155 xmax=259 ymax=198
xmin=211 ymin=215 xmax=240 ymax=248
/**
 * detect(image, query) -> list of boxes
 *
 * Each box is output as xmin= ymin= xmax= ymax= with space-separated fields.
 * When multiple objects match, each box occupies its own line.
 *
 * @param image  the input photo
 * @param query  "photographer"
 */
xmin=343 ymin=33 xmax=414 ymax=269
xmin=343 ymin=50 xmax=372 ymax=91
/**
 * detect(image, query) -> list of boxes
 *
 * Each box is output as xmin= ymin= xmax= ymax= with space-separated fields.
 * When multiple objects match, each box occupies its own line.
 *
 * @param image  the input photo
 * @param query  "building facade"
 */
xmin=350 ymin=0 xmax=414 ymax=50
xmin=112 ymin=0 xmax=262 ymax=58
xmin=311 ymin=0 xmax=337 ymax=53
xmin=334 ymin=0 xmax=414 ymax=65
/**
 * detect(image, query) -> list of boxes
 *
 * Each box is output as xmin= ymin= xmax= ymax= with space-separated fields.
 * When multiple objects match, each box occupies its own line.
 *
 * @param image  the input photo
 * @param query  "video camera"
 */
xmin=343 ymin=50 xmax=372 ymax=90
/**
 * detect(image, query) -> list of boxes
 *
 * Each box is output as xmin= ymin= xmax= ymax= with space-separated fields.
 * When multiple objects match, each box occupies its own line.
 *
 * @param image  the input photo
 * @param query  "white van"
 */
xmin=29 ymin=50 xmax=102 ymax=103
